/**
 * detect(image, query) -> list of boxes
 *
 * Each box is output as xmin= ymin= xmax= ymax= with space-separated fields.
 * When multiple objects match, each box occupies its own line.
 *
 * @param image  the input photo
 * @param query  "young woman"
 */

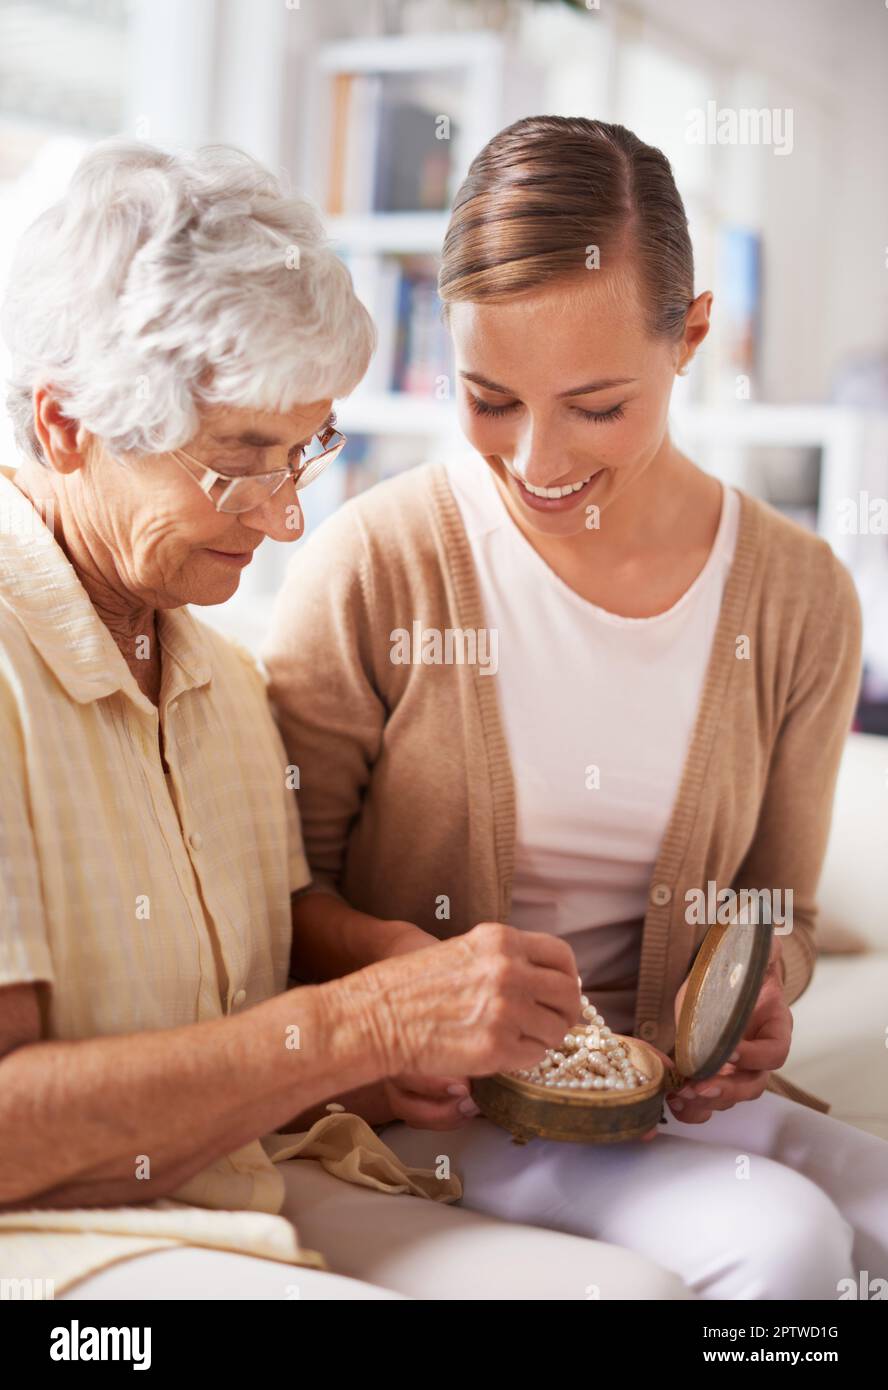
xmin=263 ymin=116 xmax=888 ymax=1299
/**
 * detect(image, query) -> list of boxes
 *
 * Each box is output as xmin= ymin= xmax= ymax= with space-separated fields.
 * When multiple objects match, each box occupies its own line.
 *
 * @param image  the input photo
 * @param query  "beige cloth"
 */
xmin=0 ymin=1113 xmax=461 ymax=1295
xmin=263 ymin=461 xmax=864 ymax=1117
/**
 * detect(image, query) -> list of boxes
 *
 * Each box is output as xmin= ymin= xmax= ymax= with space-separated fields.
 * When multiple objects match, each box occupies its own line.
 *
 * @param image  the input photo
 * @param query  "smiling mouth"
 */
xmin=503 ymin=464 xmax=605 ymax=500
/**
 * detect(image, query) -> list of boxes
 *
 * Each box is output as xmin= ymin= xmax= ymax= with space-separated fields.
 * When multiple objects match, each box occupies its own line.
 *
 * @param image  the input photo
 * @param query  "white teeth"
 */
xmin=517 ymin=473 xmax=596 ymax=499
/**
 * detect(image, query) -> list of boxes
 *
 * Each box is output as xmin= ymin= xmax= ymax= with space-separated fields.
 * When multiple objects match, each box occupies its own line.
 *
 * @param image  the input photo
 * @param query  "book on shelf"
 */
xmin=326 ymin=70 xmax=460 ymax=215
xmin=326 ymin=72 xmax=350 ymax=216
xmin=340 ymin=251 xmax=452 ymax=398
xmin=373 ymin=95 xmax=452 ymax=212
xmin=393 ymin=271 xmax=451 ymax=394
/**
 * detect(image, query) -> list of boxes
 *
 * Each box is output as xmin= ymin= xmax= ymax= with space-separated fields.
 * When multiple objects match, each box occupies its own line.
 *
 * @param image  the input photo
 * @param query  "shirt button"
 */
xmin=189 ymin=831 xmax=203 ymax=851
xmin=638 ymin=1021 xmax=658 ymax=1041
xmin=650 ymin=883 xmax=672 ymax=906
xmin=232 ymin=989 xmax=247 ymax=1008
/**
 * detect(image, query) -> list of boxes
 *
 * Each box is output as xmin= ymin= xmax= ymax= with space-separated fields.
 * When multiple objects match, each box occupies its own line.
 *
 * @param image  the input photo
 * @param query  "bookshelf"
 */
xmin=304 ymin=31 xmax=508 ymax=450
xmin=304 ymin=32 xmax=877 ymax=533
xmin=669 ymin=404 xmax=885 ymax=568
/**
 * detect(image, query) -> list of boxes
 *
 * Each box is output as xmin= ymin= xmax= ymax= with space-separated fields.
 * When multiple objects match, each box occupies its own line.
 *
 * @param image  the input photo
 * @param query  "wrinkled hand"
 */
xmin=363 ymin=921 xmax=577 ymax=1130
xmin=378 ymin=928 xmax=481 ymax=1129
xmin=354 ymin=921 xmax=582 ymax=1080
xmin=638 ymin=934 xmax=790 ymax=1140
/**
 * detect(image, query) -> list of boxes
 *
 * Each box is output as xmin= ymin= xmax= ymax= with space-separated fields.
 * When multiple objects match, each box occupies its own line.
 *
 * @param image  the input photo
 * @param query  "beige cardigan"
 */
xmin=263 ymin=462 xmax=863 ymax=1115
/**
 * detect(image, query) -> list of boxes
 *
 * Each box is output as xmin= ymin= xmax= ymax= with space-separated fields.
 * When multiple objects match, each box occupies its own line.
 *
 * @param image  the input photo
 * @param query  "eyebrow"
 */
xmin=460 ymin=372 xmax=637 ymax=397
xmin=211 ymin=411 xmax=336 ymax=449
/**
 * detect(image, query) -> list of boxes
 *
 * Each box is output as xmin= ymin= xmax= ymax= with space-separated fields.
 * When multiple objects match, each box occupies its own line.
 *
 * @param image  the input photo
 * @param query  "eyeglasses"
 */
xmin=169 ymin=421 xmax=347 ymax=514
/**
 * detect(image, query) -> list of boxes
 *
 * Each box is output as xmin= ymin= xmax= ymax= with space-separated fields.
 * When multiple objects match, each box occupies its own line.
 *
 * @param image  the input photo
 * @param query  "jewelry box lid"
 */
xmin=672 ymin=915 xmax=774 ymax=1082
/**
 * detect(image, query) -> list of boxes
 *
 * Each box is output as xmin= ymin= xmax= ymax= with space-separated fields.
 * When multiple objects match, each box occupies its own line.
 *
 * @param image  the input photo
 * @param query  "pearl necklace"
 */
xmin=510 ymin=982 xmax=651 ymax=1093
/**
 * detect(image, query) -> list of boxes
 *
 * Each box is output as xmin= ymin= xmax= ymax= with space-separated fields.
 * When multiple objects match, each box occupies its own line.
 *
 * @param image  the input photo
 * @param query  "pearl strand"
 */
xmin=509 ymin=979 xmax=650 ymax=1093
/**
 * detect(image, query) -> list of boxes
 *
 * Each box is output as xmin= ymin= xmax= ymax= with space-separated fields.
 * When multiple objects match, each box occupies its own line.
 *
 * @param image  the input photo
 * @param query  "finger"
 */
xmin=745 ymin=984 xmax=789 ymax=1030
xmin=521 ymin=954 xmax=583 ymax=1005
xmin=517 ymin=999 xmax=580 ymax=1052
xmin=394 ymin=1095 xmax=476 ymax=1130
xmin=395 ymin=1075 xmax=470 ymax=1099
xmin=510 ymin=1032 xmax=574 ymax=1072
xmin=678 ymin=1069 xmax=769 ymax=1106
xmin=711 ymin=1060 xmax=738 ymax=1079
xmin=519 ymin=931 xmax=580 ymax=977
xmin=666 ymin=1091 xmax=690 ymax=1116
xmin=706 ymin=1070 xmax=769 ymax=1105
xmin=517 ymin=965 xmax=582 ymax=1030
xmin=746 ymin=989 xmax=787 ymax=1026
xmin=668 ymin=1097 xmax=714 ymax=1124
xmin=732 ymin=1032 xmax=789 ymax=1071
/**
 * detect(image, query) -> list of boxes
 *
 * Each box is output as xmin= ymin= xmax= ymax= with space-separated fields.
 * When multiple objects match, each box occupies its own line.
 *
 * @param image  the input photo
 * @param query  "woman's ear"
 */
xmin=678 ymin=290 xmax=713 ymax=373
xmin=680 ymin=289 xmax=717 ymax=375
xmin=33 ymin=387 xmax=87 ymax=474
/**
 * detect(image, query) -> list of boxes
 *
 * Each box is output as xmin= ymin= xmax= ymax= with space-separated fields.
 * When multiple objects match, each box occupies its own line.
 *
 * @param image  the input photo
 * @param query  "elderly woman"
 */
xmin=0 ymin=140 xmax=693 ymax=1302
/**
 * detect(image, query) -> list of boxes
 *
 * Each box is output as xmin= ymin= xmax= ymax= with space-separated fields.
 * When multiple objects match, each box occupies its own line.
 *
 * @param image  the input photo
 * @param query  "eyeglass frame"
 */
xmin=168 ymin=420 xmax=347 ymax=514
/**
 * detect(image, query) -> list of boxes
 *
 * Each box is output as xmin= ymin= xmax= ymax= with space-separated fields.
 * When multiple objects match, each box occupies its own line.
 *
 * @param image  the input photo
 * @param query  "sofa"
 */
xmin=781 ymin=731 xmax=888 ymax=1140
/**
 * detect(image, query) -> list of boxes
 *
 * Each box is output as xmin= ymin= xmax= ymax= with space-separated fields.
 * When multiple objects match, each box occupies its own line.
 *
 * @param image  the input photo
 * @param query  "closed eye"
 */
xmin=573 ymin=403 xmax=625 ymax=423
xmin=468 ymin=394 xmax=625 ymax=424
xmin=468 ymin=395 xmax=520 ymax=419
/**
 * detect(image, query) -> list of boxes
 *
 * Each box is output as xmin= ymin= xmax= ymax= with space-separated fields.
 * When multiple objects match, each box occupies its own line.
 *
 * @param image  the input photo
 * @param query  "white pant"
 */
xmin=380 ymin=1092 xmax=888 ymax=1300
xmin=62 ymin=1157 xmax=692 ymax=1301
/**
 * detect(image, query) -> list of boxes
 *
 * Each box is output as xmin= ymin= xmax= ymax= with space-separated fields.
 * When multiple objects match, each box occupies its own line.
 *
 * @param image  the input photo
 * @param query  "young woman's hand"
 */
xmin=634 ymin=935 xmax=790 ymax=1140
xmin=381 ymin=1073 xmax=479 ymax=1130
xmin=662 ymin=934 xmax=791 ymax=1128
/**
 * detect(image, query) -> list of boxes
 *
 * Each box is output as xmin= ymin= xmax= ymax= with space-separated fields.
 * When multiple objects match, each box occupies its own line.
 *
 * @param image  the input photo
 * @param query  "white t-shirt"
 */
xmin=446 ymin=452 xmax=740 ymax=1034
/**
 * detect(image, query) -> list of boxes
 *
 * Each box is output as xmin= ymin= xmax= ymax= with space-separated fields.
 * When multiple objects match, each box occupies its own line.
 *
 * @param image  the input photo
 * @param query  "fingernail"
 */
xmin=679 ymin=1086 xmax=696 ymax=1099
xmin=699 ymin=1085 xmax=722 ymax=1098
xmin=458 ymin=1098 xmax=480 ymax=1117
xmin=670 ymin=1098 xmax=684 ymax=1111
xmin=446 ymin=1084 xmax=469 ymax=1097
xmin=729 ymin=1051 xmax=740 ymax=1063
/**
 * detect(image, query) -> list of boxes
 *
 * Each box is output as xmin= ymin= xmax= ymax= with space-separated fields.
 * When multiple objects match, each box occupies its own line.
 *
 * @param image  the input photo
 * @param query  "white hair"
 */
xmin=2 ymin=139 xmax=376 ymax=463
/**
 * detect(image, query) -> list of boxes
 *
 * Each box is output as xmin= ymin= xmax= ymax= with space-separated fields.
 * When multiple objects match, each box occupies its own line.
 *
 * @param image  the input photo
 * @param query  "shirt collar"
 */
xmin=0 ymin=465 xmax=213 ymax=710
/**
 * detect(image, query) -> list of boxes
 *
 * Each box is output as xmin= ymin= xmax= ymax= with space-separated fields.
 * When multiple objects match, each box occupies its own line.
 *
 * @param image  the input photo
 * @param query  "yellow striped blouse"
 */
xmin=0 ymin=465 xmax=457 ymax=1296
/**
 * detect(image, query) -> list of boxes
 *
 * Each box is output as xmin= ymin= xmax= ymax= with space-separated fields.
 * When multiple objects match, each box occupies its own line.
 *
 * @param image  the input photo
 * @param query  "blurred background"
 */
xmin=1 ymin=0 xmax=887 ymax=730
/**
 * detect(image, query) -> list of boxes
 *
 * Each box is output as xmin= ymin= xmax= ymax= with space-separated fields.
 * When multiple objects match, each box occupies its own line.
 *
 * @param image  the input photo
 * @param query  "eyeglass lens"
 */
xmin=214 ymin=431 xmax=345 ymax=512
